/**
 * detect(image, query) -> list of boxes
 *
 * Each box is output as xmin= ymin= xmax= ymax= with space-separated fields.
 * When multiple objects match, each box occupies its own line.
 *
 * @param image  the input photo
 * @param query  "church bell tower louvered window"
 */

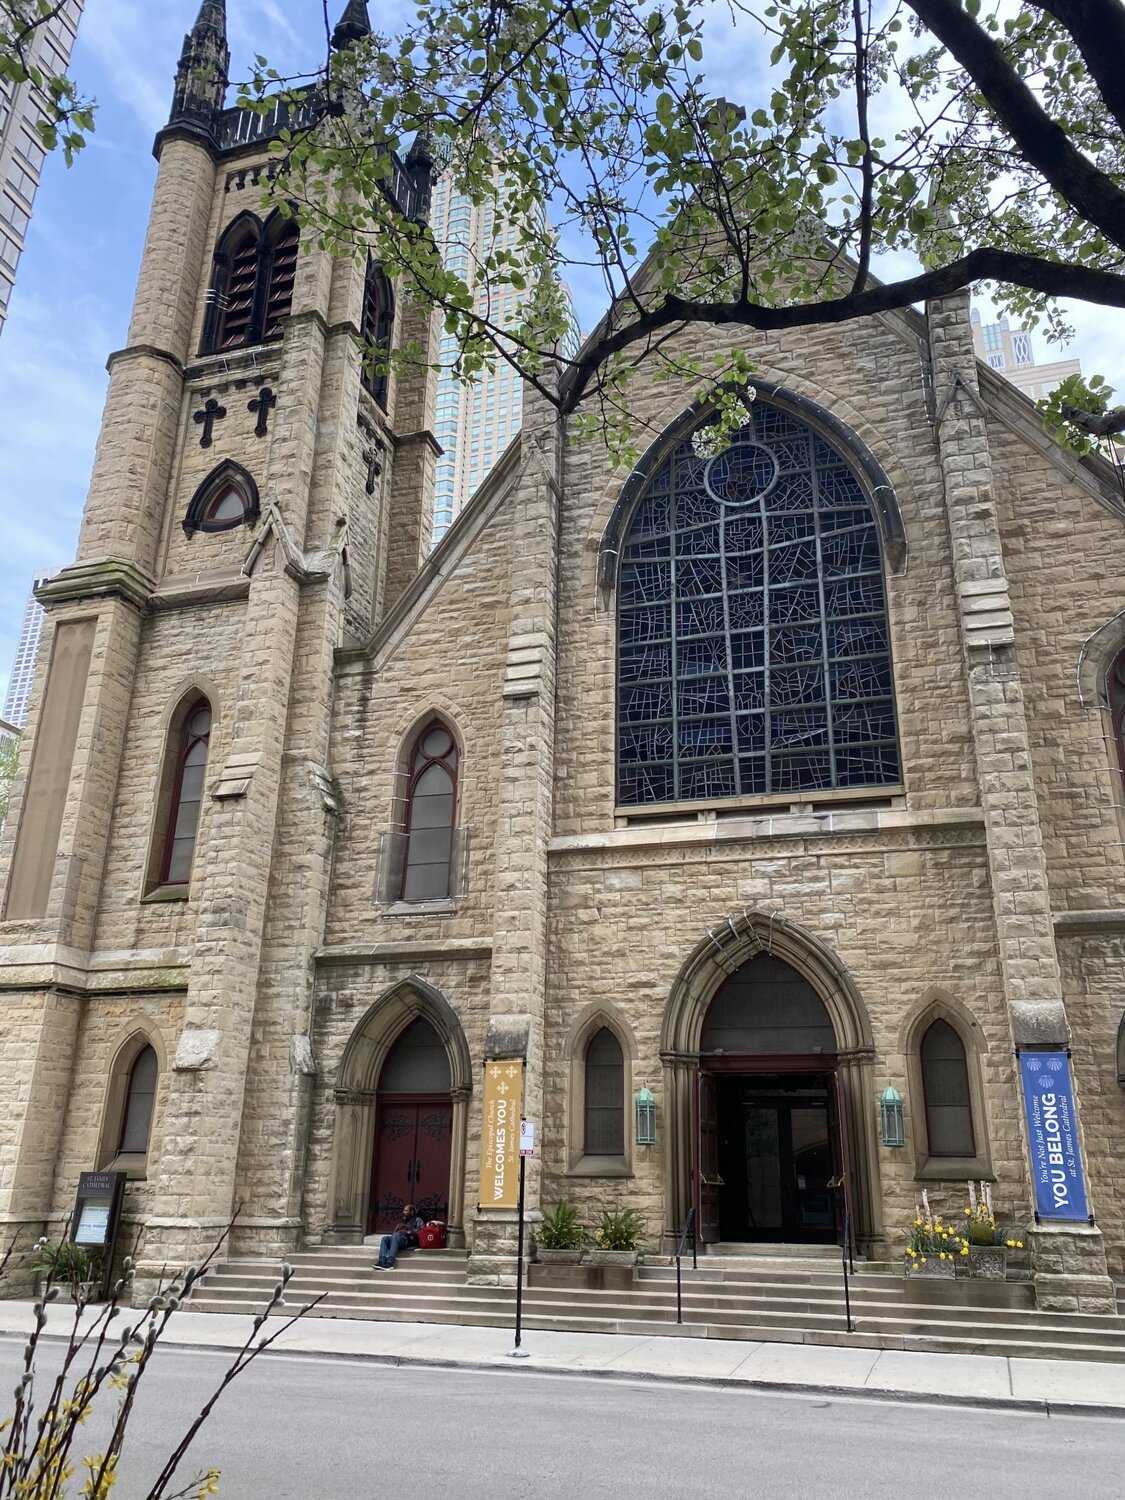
xmin=202 ymin=209 xmax=300 ymax=354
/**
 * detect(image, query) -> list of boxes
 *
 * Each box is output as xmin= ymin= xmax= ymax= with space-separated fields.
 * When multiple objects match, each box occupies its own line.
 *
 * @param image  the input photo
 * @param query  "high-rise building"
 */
xmin=0 ymin=0 xmax=85 ymax=333
xmin=2 ymin=573 xmax=50 ymax=727
xmin=428 ymin=172 xmax=579 ymax=543
xmin=970 ymin=308 xmax=1082 ymax=404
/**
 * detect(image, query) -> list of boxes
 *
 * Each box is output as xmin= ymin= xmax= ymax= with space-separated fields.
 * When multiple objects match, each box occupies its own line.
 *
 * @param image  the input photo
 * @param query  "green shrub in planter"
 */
xmin=29 ymin=1237 xmax=102 ymax=1287
xmin=593 ymin=1207 xmax=644 ymax=1252
xmin=538 ymin=1202 xmax=586 ymax=1251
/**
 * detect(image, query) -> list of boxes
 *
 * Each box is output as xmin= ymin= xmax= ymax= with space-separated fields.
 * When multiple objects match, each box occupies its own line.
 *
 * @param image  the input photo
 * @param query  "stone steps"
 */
xmin=638 ymin=1266 xmax=1031 ymax=1303
xmin=185 ymin=1247 xmax=1125 ymax=1363
xmin=194 ymin=1274 xmax=1125 ymax=1343
xmin=203 ymin=1268 xmax=1104 ymax=1326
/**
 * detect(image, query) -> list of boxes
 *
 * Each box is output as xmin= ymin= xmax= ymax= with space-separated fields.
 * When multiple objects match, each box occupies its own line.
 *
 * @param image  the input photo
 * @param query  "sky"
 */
xmin=0 ymin=0 xmax=1121 ymax=704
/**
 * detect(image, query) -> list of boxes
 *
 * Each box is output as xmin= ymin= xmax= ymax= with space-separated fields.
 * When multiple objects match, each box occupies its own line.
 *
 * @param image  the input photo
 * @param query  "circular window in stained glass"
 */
xmin=421 ymin=726 xmax=454 ymax=759
xmin=704 ymin=441 xmax=779 ymax=506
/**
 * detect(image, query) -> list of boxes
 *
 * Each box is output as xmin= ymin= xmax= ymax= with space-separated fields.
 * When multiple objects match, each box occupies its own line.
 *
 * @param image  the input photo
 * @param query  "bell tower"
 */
xmin=0 ymin=0 xmax=441 ymax=1295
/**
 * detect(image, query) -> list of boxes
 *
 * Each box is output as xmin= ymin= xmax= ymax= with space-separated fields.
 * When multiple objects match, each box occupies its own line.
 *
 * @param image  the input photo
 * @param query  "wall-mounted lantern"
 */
xmin=635 ymin=1086 xmax=657 ymax=1146
xmin=879 ymin=1086 xmax=905 ymax=1148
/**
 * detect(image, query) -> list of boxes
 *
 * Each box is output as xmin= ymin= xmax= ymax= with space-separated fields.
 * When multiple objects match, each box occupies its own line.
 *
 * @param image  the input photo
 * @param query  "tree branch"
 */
xmin=850 ymin=0 xmax=875 ymax=293
xmin=1026 ymin=0 xmax=1125 ymax=136
xmin=904 ymin=0 xmax=1125 ymax=249
xmin=560 ymin=248 xmax=1125 ymax=410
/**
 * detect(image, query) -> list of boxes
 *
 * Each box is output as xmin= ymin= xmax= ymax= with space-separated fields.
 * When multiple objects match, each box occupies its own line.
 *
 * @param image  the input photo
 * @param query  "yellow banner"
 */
xmin=479 ymin=1060 xmax=524 ymax=1209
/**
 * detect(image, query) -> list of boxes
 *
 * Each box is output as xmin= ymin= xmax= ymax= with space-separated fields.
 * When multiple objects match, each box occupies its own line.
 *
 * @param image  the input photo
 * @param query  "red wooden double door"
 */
xmin=368 ymin=1094 xmax=453 ymax=1233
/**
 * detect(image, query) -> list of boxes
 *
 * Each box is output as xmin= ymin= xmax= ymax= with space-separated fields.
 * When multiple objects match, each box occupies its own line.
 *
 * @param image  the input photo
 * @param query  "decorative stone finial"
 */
xmin=166 ymin=0 xmax=230 ymax=139
xmin=332 ymin=0 xmax=372 ymax=48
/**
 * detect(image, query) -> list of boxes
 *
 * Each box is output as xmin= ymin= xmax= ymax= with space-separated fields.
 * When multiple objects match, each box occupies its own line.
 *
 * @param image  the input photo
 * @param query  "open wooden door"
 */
xmin=831 ymin=1071 xmax=855 ymax=1261
xmin=695 ymin=1070 xmax=721 ymax=1244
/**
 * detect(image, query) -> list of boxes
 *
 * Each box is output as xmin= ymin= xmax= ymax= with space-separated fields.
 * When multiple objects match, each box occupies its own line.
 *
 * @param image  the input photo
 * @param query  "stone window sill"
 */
xmin=914 ymin=1156 xmax=994 ymax=1183
xmin=99 ymin=1152 xmax=147 ymax=1182
xmin=382 ymin=899 xmax=457 ymax=917
xmin=140 ymin=883 xmax=190 ymax=905
xmin=567 ymin=1156 xmax=633 ymax=1179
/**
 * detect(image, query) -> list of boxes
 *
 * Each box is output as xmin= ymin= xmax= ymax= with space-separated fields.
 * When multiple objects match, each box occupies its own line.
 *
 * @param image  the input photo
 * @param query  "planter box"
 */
xmin=586 ymin=1249 xmax=638 ymax=1268
xmin=968 ymin=1244 xmax=1008 ymax=1281
xmin=534 ymin=1248 xmax=585 ymax=1266
xmin=906 ymin=1257 xmax=956 ymax=1280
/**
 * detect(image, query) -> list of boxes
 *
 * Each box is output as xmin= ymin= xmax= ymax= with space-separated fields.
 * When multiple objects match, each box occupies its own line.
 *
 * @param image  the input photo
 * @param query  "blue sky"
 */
xmin=0 ymin=0 xmax=1121 ymax=703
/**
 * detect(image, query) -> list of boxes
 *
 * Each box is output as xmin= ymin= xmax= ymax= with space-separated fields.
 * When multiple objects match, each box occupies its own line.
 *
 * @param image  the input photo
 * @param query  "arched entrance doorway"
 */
xmin=368 ymin=1017 xmax=453 ymax=1232
xmin=699 ymin=956 xmax=839 ymax=1244
xmin=329 ymin=979 xmax=471 ymax=1246
xmin=662 ymin=911 xmax=881 ymax=1253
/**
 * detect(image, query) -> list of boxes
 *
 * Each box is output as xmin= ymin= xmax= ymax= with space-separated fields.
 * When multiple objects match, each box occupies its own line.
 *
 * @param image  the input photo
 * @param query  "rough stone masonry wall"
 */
xmin=1057 ymin=935 xmax=1125 ymax=1275
xmin=91 ymin=602 xmax=245 ymax=956
xmin=544 ymin=309 xmax=1006 ymax=1246
xmin=49 ymin=991 xmax=185 ymax=1243
xmin=543 ymin=831 xmax=1023 ymax=1251
xmin=327 ymin=497 xmax=514 ymax=950
xmin=988 ymin=420 xmax=1125 ymax=1276
xmin=304 ymin=956 xmax=494 ymax=1243
xmin=989 ymin=420 xmax=1125 ymax=914
xmin=0 ymin=990 xmax=82 ymax=1237
xmin=553 ymin=314 xmax=979 ymax=838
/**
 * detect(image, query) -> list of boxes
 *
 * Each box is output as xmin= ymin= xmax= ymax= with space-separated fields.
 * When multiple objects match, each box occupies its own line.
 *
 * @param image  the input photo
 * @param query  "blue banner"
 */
xmin=1018 ymin=1051 xmax=1090 ymax=1223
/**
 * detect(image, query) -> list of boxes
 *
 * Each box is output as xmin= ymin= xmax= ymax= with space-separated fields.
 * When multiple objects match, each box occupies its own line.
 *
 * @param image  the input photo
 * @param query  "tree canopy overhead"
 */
xmin=5 ymin=0 xmax=1124 ymax=452
xmin=232 ymin=0 xmax=1125 ymax=453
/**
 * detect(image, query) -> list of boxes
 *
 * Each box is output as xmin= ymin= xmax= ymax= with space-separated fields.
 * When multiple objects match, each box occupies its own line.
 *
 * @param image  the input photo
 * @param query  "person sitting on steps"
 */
xmin=374 ymin=1204 xmax=424 ymax=1270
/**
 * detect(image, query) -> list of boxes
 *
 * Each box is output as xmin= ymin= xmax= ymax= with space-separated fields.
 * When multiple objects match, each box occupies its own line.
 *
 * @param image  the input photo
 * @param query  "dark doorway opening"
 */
xmin=715 ymin=1072 xmax=837 ymax=1243
xmin=367 ymin=1016 xmax=453 ymax=1234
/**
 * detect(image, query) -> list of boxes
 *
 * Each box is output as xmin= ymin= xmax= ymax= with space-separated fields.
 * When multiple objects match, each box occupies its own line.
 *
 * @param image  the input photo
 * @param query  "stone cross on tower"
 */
xmin=193 ymin=397 xmax=227 ymax=448
xmin=248 ymin=386 xmax=277 ymax=437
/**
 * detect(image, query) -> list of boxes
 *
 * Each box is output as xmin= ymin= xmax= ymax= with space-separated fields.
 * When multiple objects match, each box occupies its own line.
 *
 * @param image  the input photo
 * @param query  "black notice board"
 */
xmin=71 ymin=1171 xmax=126 ymax=1299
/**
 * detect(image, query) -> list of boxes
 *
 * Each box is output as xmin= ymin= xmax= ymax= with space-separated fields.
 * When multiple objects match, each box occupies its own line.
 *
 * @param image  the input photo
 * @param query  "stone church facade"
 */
xmin=2 ymin=1 xmax=1125 ymax=1311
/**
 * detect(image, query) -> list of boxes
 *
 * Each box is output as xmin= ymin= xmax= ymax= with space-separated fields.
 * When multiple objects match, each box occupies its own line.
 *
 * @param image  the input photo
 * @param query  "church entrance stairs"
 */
xmin=185 ymin=1244 xmax=1125 ymax=1362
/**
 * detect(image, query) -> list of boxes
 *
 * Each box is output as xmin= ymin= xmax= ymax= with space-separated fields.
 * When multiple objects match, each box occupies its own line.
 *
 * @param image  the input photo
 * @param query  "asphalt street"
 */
xmin=1 ymin=1339 xmax=1123 ymax=1498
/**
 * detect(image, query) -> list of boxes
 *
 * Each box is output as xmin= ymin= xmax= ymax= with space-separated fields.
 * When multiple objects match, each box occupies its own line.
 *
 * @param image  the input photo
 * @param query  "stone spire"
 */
xmin=167 ymin=0 xmax=230 ymax=138
xmin=332 ymin=0 xmax=372 ymax=49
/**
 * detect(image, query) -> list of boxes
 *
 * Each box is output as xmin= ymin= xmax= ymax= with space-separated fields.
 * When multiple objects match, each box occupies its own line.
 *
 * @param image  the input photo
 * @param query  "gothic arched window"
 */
xmin=159 ymin=697 xmax=212 ymax=886
xmin=584 ymin=1027 xmax=625 ymax=1156
xmin=616 ymin=402 xmax=901 ymax=805
xmin=920 ymin=1018 xmax=975 ymax=1158
xmin=401 ymin=721 xmax=459 ymax=902
xmin=1107 ymin=648 xmax=1125 ymax=792
xmin=361 ymin=259 xmax=394 ymax=408
xmin=201 ymin=209 xmax=299 ymax=354
xmin=118 ymin=1045 xmax=158 ymax=1156
xmin=183 ymin=461 xmax=260 ymax=537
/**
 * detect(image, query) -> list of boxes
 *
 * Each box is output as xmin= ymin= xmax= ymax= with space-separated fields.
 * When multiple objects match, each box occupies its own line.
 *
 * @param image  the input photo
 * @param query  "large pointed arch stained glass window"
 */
xmin=616 ymin=402 xmax=901 ymax=806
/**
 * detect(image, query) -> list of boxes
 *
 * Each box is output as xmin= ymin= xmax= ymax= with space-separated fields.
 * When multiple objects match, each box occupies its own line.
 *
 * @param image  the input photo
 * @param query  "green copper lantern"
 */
xmin=879 ymin=1086 xmax=905 ymax=1148
xmin=635 ymin=1085 xmax=656 ymax=1146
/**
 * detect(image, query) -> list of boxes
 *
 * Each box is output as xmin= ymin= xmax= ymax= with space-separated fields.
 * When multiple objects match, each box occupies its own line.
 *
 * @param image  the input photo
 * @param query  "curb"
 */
xmin=5 ymin=1327 xmax=1124 ymax=1420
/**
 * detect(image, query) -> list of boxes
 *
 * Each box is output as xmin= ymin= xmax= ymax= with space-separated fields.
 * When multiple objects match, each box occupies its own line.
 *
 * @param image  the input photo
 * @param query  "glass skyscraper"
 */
xmin=428 ymin=172 xmax=579 ymax=543
xmin=0 ymin=0 xmax=85 ymax=333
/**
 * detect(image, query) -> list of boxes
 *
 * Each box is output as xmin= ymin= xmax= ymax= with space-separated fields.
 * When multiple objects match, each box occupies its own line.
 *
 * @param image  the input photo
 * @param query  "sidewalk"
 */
xmin=2 ymin=1300 xmax=1125 ymax=1417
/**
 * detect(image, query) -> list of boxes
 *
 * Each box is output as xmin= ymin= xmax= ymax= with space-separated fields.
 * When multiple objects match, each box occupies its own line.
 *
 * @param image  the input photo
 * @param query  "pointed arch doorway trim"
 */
xmin=660 ymin=911 xmax=882 ymax=1254
xmin=328 ymin=978 xmax=472 ymax=1247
